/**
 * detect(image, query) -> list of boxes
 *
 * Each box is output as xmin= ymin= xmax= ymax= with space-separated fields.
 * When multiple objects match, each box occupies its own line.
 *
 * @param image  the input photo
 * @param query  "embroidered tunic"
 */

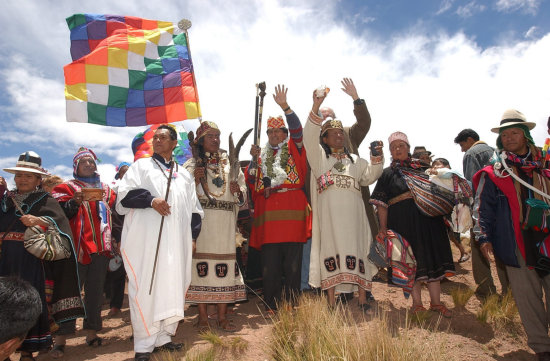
xmin=304 ymin=113 xmax=383 ymax=292
xmin=183 ymin=152 xmax=247 ymax=303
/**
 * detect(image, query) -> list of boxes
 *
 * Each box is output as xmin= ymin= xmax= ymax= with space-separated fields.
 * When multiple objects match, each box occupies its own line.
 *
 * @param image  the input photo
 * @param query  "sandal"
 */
xmin=410 ymin=304 xmax=427 ymax=314
xmin=49 ymin=344 xmax=65 ymax=359
xmin=217 ymin=319 xmax=237 ymax=333
xmin=429 ymin=303 xmax=452 ymax=318
xmin=193 ymin=320 xmax=210 ymax=333
xmin=458 ymin=254 xmax=470 ymax=263
xmin=19 ymin=353 xmax=36 ymax=361
xmin=86 ymin=336 xmax=102 ymax=347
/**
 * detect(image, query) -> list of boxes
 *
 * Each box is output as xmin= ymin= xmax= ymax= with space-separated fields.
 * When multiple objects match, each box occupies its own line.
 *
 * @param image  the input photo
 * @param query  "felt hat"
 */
xmin=491 ymin=109 xmax=536 ymax=133
xmin=3 ymin=151 xmax=48 ymax=176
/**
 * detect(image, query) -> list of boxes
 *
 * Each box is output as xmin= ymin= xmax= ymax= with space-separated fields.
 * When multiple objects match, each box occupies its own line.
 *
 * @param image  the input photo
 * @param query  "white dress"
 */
xmin=304 ymin=115 xmax=383 ymax=292
xmin=183 ymin=152 xmax=247 ymax=303
xmin=116 ymin=157 xmax=203 ymax=340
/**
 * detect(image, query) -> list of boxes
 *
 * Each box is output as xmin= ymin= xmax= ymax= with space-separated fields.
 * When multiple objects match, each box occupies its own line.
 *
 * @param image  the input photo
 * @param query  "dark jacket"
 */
xmin=473 ymin=168 xmax=520 ymax=267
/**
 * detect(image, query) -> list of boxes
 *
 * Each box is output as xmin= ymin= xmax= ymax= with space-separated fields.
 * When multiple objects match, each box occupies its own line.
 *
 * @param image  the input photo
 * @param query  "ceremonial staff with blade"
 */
xmin=250 ymin=82 xmax=266 ymax=193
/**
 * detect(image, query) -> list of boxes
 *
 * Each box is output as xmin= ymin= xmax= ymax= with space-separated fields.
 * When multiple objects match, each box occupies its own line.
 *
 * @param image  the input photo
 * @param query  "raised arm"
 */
xmin=273 ymin=84 xmax=303 ymax=148
xmin=341 ymin=78 xmax=371 ymax=149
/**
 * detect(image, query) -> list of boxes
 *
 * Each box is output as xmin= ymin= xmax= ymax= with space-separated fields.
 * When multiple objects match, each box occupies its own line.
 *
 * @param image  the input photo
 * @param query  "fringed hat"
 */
xmin=195 ymin=121 xmax=220 ymax=143
xmin=267 ymin=116 xmax=286 ymax=130
xmin=388 ymin=131 xmax=409 ymax=146
xmin=491 ymin=109 xmax=536 ymax=133
xmin=321 ymin=118 xmax=343 ymax=136
xmin=3 ymin=151 xmax=48 ymax=176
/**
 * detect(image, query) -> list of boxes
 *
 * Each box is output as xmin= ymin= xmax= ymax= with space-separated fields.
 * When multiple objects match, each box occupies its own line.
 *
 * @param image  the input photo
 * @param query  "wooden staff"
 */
xmin=149 ymin=160 xmax=175 ymax=295
xmin=178 ymin=19 xmax=202 ymax=121
xmin=255 ymin=82 xmax=267 ymax=148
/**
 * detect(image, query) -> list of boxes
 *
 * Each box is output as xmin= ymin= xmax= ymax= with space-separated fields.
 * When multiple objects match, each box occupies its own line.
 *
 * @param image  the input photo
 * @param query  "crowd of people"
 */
xmin=1 ymin=79 xmax=550 ymax=361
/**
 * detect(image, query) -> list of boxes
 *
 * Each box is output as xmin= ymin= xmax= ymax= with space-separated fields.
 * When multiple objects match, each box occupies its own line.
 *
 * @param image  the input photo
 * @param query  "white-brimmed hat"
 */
xmin=3 ymin=151 xmax=48 ymax=176
xmin=491 ymin=109 xmax=536 ymax=133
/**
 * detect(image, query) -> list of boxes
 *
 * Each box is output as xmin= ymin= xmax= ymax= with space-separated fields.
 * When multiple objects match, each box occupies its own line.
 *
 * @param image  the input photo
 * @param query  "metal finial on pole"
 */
xmin=177 ymin=19 xmax=192 ymax=31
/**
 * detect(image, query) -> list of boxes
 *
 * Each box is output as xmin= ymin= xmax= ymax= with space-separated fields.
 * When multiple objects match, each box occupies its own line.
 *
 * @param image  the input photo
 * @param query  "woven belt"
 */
xmin=0 ymin=232 xmax=24 ymax=241
xmin=388 ymin=191 xmax=413 ymax=206
xmin=270 ymin=187 xmax=302 ymax=194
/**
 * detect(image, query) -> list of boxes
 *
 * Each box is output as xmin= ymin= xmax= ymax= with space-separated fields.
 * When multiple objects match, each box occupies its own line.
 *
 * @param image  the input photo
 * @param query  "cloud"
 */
xmin=495 ymin=0 xmax=540 ymax=14
xmin=456 ymin=2 xmax=487 ymax=17
xmin=0 ymin=0 xmax=549 ymax=182
xmin=525 ymin=26 xmax=539 ymax=38
xmin=436 ymin=0 xmax=456 ymax=15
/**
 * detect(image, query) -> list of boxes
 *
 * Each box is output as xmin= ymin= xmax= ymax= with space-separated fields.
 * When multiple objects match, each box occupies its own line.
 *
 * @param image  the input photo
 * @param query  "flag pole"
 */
xmin=178 ymin=19 xmax=202 ymax=123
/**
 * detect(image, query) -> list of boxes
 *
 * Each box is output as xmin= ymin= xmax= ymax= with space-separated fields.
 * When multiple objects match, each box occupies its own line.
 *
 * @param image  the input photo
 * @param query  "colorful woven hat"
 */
xmin=321 ymin=118 xmax=343 ymax=136
xmin=388 ymin=131 xmax=409 ymax=146
xmin=491 ymin=109 xmax=536 ymax=133
xmin=195 ymin=121 xmax=220 ymax=142
xmin=267 ymin=116 xmax=286 ymax=130
xmin=3 ymin=151 xmax=48 ymax=176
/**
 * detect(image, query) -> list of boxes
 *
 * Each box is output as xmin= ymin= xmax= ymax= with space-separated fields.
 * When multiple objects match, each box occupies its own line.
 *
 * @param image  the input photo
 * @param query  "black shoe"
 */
xmin=135 ymin=352 xmax=151 ymax=361
xmin=153 ymin=341 xmax=183 ymax=353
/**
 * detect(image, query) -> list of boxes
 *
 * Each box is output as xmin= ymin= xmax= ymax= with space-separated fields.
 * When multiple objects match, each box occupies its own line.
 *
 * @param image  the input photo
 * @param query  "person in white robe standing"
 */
xmin=116 ymin=125 xmax=204 ymax=361
xmin=304 ymin=88 xmax=384 ymax=310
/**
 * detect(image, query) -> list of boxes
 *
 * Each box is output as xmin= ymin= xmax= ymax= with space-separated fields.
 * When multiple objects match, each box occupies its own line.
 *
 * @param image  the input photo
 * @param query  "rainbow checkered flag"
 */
xmin=64 ymin=14 xmax=201 ymax=126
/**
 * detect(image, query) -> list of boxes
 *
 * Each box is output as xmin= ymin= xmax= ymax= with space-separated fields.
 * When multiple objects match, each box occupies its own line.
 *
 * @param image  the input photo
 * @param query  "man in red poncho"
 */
xmin=246 ymin=85 xmax=311 ymax=312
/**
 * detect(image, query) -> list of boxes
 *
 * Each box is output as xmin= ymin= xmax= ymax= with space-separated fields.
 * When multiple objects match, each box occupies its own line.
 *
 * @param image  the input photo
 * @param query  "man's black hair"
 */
xmin=0 ymin=277 xmax=42 ymax=344
xmin=454 ymin=129 xmax=480 ymax=144
xmin=157 ymin=125 xmax=178 ymax=140
xmin=266 ymin=127 xmax=289 ymax=136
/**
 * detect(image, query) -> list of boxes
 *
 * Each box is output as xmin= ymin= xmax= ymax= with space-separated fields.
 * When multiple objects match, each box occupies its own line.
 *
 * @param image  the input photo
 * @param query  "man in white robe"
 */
xmin=116 ymin=125 xmax=204 ymax=361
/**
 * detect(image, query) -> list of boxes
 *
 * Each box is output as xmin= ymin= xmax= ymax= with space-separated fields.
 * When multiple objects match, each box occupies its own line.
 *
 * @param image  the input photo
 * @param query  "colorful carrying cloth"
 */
xmin=378 ymin=230 xmax=416 ymax=298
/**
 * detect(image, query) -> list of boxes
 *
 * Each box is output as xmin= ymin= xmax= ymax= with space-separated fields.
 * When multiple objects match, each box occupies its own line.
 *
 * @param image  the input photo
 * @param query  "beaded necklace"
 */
xmin=202 ymin=153 xmax=227 ymax=198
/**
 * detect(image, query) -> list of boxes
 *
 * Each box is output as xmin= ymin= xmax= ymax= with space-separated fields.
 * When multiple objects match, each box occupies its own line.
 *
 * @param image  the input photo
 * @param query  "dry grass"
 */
xmin=476 ymin=290 xmax=519 ymax=330
xmin=451 ymin=286 xmax=475 ymax=309
xmin=268 ymin=294 xmax=453 ymax=361
xmin=154 ymin=328 xmax=248 ymax=361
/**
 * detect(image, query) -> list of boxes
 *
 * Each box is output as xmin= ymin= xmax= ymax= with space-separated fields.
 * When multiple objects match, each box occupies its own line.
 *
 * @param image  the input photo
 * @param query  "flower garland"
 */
xmin=261 ymin=140 xmax=290 ymax=188
xmin=203 ymin=152 xmax=227 ymax=198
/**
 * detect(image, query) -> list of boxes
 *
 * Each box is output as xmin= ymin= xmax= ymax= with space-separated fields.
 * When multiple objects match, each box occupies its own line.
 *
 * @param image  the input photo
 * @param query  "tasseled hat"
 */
xmin=321 ymin=117 xmax=343 ymax=136
xmin=73 ymin=147 xmax=98 ymax=177
xmin=195 ymin=121 xmax=220 ymax=143
xmin=267 ymin=116 xmax=286 ymax=129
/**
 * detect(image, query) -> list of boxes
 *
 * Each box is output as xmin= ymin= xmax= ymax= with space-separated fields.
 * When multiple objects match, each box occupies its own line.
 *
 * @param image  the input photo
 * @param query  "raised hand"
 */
xmin=341 ymin=78 xmax=359 ymax=101
xmin=273 ymin=84 xmax=289 ymax=111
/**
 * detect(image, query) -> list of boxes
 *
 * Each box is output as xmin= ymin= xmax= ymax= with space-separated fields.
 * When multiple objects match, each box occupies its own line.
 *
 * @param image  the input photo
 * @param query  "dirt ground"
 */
xmin=9 ymin=244 xmax=536 ymax=361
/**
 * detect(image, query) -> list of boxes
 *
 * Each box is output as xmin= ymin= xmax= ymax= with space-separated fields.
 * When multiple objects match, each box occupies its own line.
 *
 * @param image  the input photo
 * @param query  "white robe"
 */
xmin=116 ymin=157 xmax=203 ymax=339
xmin=304 ymin=116 xmax=383 ymax=292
